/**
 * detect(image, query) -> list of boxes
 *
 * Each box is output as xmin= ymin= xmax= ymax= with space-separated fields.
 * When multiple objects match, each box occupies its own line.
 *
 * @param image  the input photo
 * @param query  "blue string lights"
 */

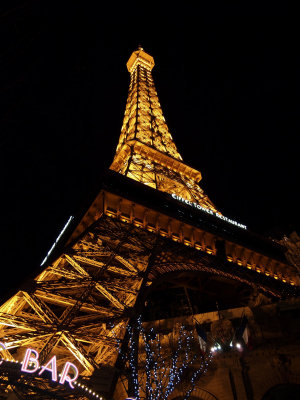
xmin=115 ymin=316 xmax=213 ymax=400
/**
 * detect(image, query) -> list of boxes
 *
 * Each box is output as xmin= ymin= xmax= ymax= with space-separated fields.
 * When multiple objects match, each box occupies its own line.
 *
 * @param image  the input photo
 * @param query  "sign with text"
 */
xmin=0 ymin=342 xmax=78 ymax=389
xmin=171 ymin=194 xmax=247 ymax=230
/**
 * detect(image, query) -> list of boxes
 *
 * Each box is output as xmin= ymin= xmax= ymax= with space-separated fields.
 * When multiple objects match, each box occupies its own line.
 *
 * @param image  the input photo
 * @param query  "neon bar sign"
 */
xmin=0 ymin=342 xmax=78 ymax=389
xmin=171 ymin=194 xmax=247 ymax=230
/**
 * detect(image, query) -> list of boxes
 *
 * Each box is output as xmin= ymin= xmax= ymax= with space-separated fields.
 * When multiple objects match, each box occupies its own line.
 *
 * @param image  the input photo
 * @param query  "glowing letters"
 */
xmin=38 ymin=354 xmax=57 ymax=381
xmin=21 ymin=348 xmax=40 ymax=374
xmin=20 ymin=348 xmax=78 ymax=388
xmin=0 ymin=345 xmax=79 ymax=389
xmin=59 ymin=361 xmax=79 ymax=389
xmin=171 ymin=194 xmax=247 ymax=230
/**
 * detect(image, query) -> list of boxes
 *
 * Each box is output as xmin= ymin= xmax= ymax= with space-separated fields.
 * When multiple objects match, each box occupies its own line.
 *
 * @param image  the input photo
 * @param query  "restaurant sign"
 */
xmin=171 ymin=194 xmax=247 ymax=230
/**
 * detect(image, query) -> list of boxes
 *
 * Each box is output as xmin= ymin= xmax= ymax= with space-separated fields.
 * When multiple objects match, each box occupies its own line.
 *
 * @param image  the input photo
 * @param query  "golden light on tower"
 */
xmin=0 ymin=47 xmax=298 ymax=400
xmin=110 ymin=47 xmax=218 ymax=212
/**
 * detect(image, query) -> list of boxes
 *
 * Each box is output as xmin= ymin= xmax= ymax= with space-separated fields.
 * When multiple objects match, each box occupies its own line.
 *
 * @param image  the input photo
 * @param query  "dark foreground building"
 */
xmin=0 ymin=48 xmax=299 ymax=400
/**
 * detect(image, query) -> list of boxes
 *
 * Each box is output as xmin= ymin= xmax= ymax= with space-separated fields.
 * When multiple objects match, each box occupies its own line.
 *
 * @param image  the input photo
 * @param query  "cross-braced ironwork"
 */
xmin=110 ymin=47 xmax=218 ymax=212
xmin=0 ymin=216 xmax=160 ymax=398
xmin=0 ymin=47 xmax=298 ymax=400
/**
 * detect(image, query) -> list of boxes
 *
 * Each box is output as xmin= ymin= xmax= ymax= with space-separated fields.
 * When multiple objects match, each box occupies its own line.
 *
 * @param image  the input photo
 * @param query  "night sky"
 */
xmin=1 ymin=2 xmax=299 ymax=299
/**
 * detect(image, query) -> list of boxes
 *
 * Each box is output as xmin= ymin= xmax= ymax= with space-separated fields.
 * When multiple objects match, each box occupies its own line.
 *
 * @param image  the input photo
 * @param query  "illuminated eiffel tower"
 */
xmin=110 ymin=47 xmax=217 ymax=212
xmin=0 ymin=48 xmax=299 ymax=400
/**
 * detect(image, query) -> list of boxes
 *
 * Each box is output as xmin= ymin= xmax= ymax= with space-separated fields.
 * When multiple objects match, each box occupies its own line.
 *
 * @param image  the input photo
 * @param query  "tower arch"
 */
xmin=142 ymin=269 xmax=256 ymax=321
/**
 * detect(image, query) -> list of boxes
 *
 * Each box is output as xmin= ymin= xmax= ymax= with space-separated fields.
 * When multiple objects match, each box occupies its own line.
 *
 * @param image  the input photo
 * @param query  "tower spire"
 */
xmin=110 ymin=48 xmax=218 ymax=212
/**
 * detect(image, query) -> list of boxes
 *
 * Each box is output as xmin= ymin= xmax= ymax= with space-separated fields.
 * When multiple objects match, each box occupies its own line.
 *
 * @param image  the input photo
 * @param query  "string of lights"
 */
xmin=114 ymin=316 xmax=214 ymax=400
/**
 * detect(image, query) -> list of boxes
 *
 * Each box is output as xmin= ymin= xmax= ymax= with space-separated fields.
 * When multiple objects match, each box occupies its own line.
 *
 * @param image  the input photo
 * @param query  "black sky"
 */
xmin=0 ymin=2 xmax=299 ymax=298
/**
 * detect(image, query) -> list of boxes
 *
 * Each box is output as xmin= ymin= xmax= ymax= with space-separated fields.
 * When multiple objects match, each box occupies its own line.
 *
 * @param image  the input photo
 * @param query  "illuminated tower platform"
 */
xmin=0 ymin=48 xmax=299 ymax=400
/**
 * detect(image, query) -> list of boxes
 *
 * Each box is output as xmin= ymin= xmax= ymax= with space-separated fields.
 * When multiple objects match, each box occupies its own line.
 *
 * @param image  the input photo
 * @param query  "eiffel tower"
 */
xmin=0 ymin=47 xmax=299 ymax=400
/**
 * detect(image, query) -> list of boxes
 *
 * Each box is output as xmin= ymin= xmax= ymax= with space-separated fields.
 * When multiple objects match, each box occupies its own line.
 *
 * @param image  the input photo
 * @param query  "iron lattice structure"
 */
xmin=110 ymin=47 xmax=218 ymax=212
xmin=0 ymin=48 xmax=299 ymax=400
